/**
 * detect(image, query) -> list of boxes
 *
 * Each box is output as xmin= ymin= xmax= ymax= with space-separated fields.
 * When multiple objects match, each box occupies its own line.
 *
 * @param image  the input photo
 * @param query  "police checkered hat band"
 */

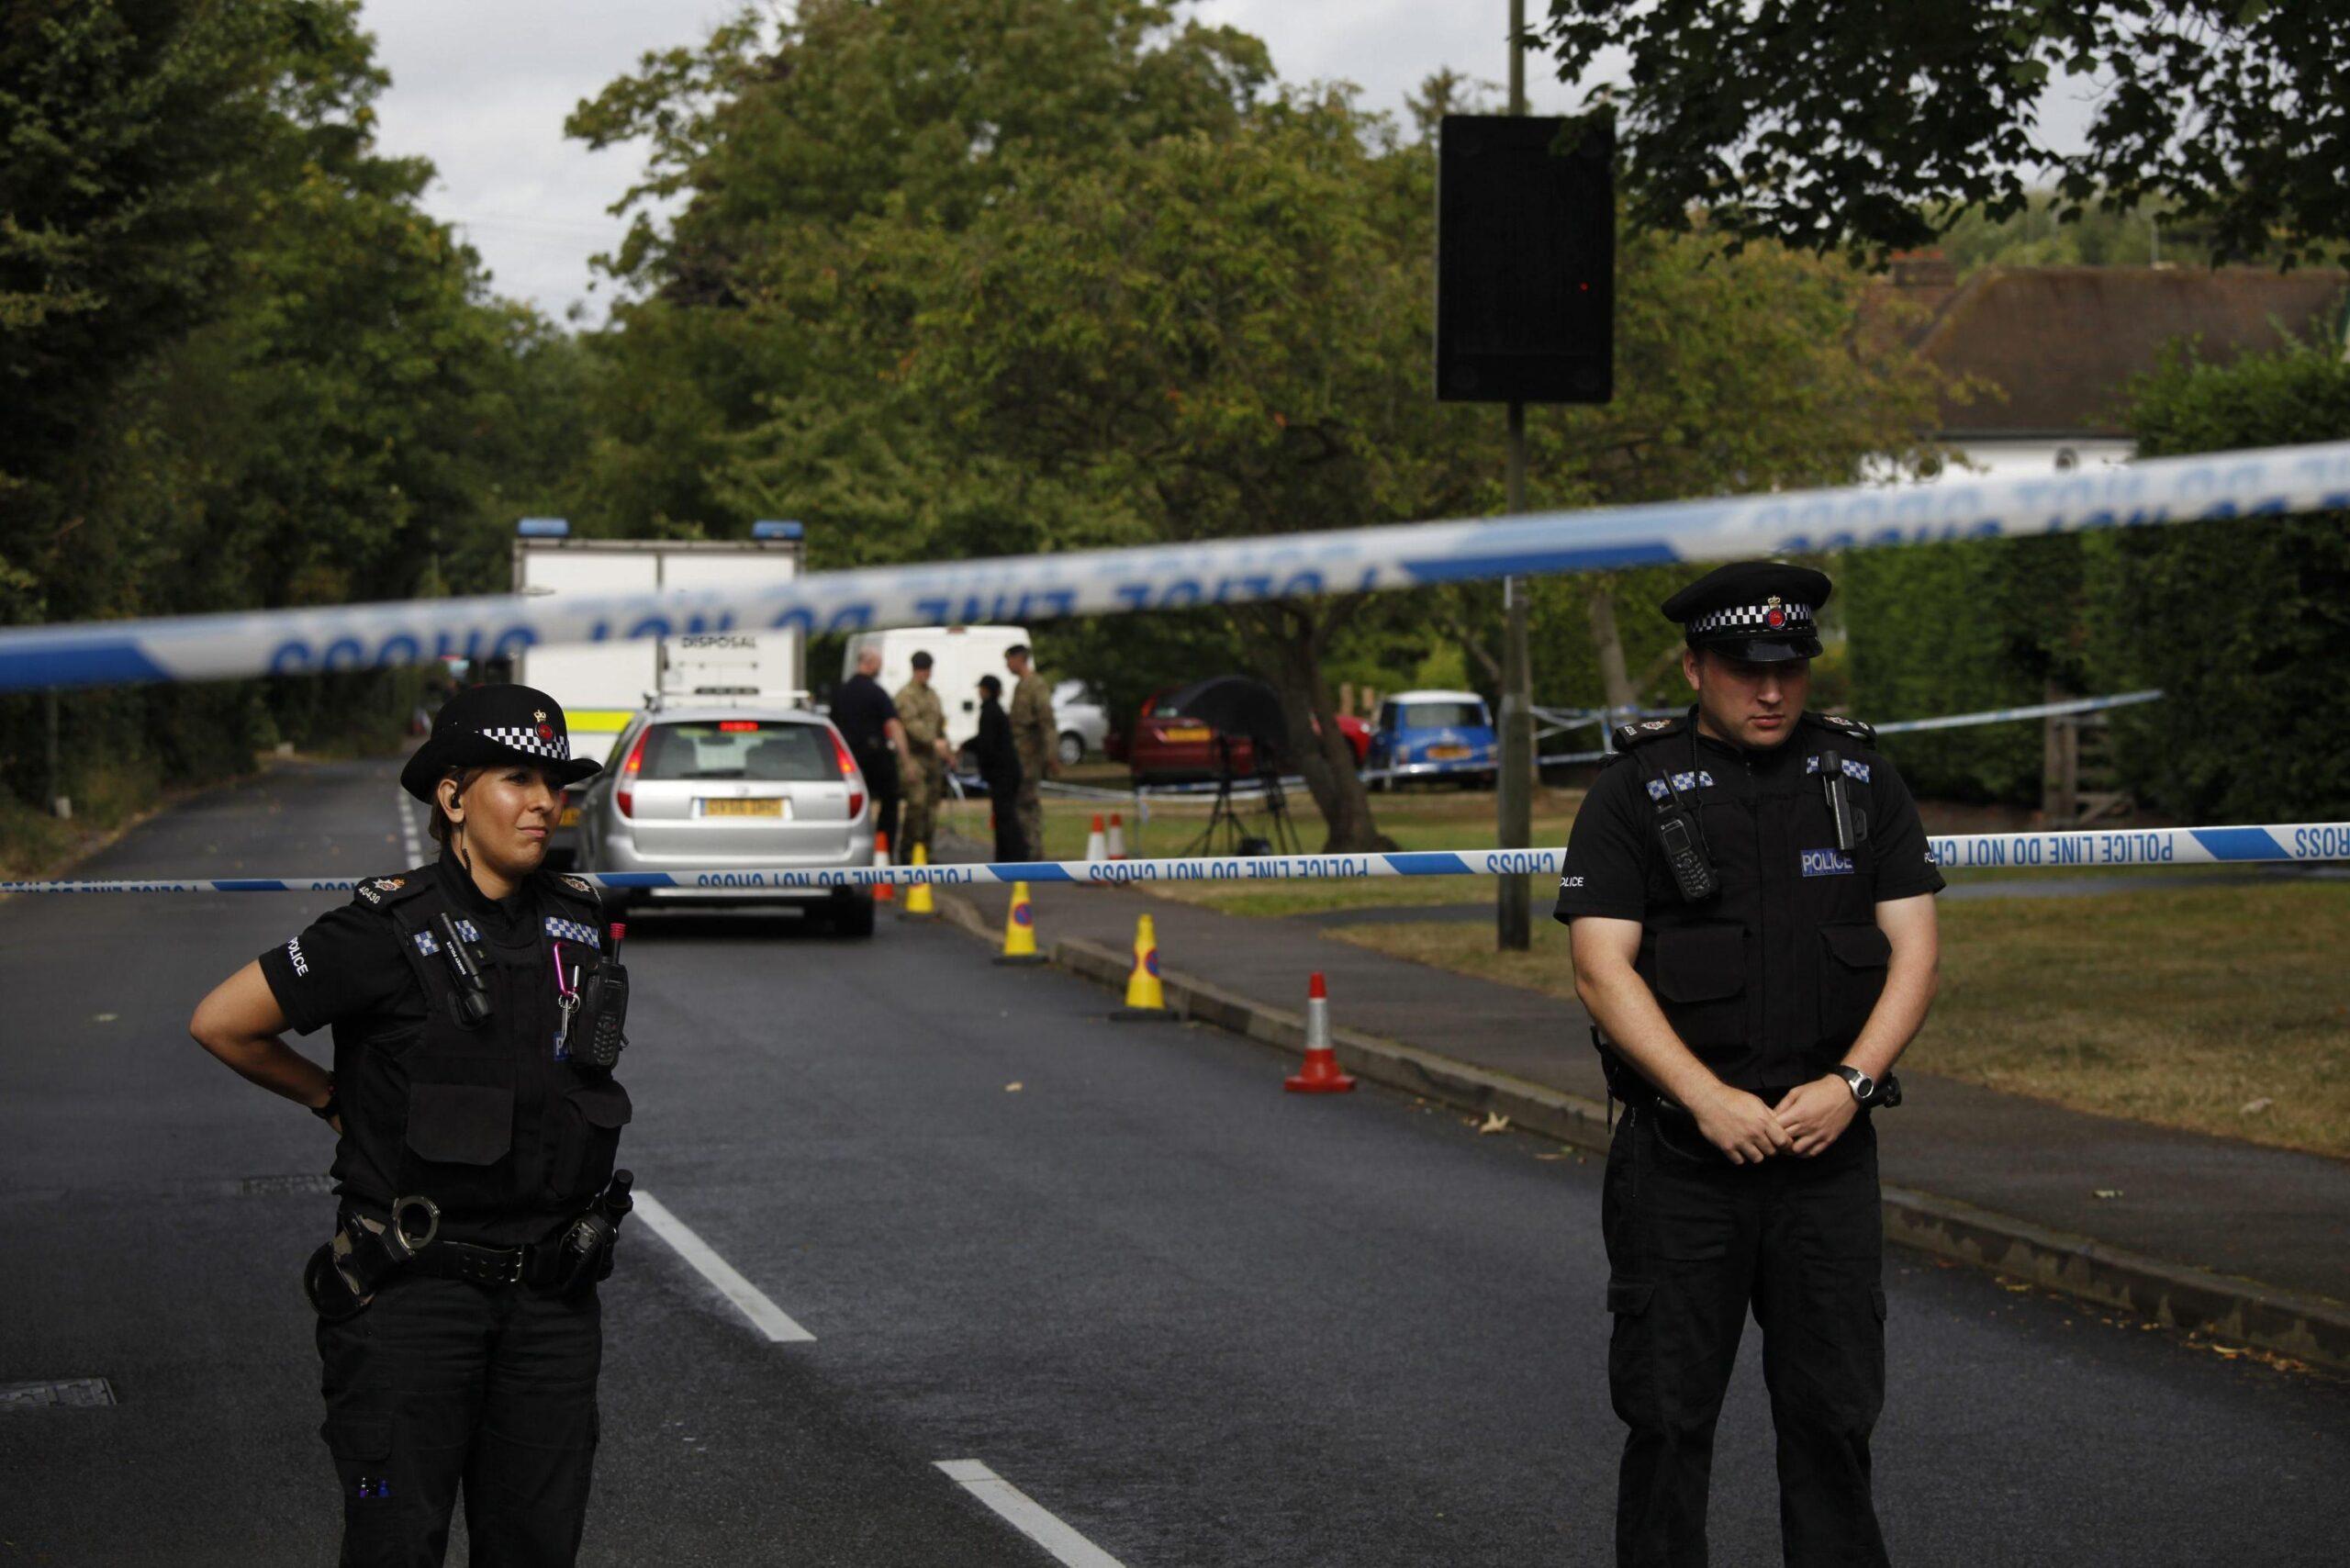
xmin=476 ymin=724 xmax=571 ymax=762
xmin=1685 ymin=601 xmax=1813 ymax=637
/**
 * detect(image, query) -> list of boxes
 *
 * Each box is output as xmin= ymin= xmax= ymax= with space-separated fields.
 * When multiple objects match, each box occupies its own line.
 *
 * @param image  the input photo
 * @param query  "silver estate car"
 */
xmin=572 ymin=704 xmax=878 ymax=935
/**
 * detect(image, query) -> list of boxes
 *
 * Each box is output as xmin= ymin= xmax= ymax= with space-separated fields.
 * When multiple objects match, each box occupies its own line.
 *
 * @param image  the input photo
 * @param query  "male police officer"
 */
xmin=1555 ymin=561 xmax=1943 ymax=1568
xmin=895 ymin=651 xmax=953 ymax=860
xmin=1005 ymin=644 xmax=1057 ymax=862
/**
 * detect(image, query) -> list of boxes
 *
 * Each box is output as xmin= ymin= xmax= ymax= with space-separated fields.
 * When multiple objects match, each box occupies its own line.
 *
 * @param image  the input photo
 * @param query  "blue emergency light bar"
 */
xmin=752 ymin=520 xmax=803 ymax=541
xmin=516 ymin=517 xmax=571 ymax=538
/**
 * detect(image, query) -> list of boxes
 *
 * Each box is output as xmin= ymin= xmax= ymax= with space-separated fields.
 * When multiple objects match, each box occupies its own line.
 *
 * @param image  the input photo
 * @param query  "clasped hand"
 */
xmin=1689 ymin=1075 xmax=1855 ymax=1163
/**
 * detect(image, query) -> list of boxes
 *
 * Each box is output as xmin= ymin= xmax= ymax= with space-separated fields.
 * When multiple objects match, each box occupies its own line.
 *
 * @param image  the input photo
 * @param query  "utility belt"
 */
xmin=303 ymin=1170 xmax=633 ymax=1323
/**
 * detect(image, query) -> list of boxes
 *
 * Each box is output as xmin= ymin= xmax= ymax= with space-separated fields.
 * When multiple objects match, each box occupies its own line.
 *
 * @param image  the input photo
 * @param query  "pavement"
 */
xmin=2 ymin=760 xmax=2347 ymax=1566
xmin=938 ymin=852 xmax=2350 ymax=1370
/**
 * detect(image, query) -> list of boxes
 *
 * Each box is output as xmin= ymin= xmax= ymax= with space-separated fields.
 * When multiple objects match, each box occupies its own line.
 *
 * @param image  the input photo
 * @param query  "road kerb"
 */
xmin=932 ymin=890 xmax=2350 ymax=1373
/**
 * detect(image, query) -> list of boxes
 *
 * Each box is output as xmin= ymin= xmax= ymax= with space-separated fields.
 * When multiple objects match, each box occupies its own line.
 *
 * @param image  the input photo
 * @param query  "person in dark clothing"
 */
xmin=190 ymin=685 xmax=632 ymax=1568
xmin=832 ymin=648 xmax=911 ymax=856
xmin=973 ymin=674 xmax=1026 ymax=859
xmin=1556 ymin=561 xmax=1943 ymax=1568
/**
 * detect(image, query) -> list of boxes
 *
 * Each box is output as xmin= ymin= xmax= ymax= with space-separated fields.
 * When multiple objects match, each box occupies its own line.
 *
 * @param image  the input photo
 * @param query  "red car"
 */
xmin=1115 ymin=680 xmax=1369 ymax=786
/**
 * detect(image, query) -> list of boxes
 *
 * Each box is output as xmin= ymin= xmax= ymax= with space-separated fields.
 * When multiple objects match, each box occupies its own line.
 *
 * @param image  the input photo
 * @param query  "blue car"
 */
xmin=1369 ymin=689 xmax=1499 ymax=790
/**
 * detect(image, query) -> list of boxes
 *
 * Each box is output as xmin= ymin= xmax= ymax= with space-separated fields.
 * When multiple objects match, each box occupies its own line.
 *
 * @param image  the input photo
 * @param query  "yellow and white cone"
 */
xmin=993 ymin=881 xmax=1046 ymax=965
xmin=901 ymin=844 xmax=937 ymax=919
xmin=1111 ymin=913 xmax=1174 ymax=1021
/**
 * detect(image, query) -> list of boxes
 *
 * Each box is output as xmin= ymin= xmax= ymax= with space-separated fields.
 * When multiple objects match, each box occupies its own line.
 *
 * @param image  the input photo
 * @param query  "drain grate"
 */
xmin=237 ymin=1172 xmax=338 ymax=1196
xmin=0 ymin=1379 xmax=115 ymax=1409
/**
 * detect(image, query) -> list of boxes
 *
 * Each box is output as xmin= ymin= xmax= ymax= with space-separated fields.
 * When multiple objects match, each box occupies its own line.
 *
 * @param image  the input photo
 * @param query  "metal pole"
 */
xmin=1496 ymin=0 xmax=1534 ymax=951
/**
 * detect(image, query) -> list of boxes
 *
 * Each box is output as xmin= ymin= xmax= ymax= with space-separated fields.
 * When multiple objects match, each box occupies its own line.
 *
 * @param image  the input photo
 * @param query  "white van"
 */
xmin=843 ymin=625 xmax=1029 ymax=757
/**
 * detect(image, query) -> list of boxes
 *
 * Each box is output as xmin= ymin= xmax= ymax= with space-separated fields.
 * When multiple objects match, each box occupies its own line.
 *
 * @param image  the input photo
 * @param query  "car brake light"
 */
xmin=616 ymin=729 xmax=648 ymax=817
xmin=719 ymin=719 xmax=760 ymax=733
xmin=829 ymin=726 xmax=866 ymax=819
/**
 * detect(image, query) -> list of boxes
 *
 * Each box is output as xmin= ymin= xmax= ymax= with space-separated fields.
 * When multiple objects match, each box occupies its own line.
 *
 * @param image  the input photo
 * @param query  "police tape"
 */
xmin=5 ymin=823 xmax=2345 ymax=894
xmin=5 ymin=441 xmax=2347 ymax=693
xmin=1874 ymin=689 xmax=2164 ymax=736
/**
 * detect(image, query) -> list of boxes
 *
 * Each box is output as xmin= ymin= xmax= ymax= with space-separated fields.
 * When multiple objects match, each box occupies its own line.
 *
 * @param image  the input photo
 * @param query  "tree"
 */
xmin=1532 ymin=2 xmax=2350 ymax=265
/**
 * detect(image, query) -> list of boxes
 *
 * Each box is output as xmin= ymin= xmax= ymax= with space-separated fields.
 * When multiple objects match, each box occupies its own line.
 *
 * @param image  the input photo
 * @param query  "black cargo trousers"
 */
xmin=318 ymin=1273 xmax=601 ymax=1568
xmin=1602 ymin=1102 xmax=1888 ymax=1568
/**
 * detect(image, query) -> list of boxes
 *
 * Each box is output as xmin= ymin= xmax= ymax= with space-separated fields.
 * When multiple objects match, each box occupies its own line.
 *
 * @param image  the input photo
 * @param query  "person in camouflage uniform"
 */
xmin=893 ymin=651 xmax=952 ymax=860
xmin=1005 ymin=644 xmax=1056 ymax=861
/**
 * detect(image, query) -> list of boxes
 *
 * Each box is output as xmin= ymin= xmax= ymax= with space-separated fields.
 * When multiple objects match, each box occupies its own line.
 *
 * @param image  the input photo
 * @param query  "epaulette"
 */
xmin=1802 ymin=711 xmax=1877 ymax=746
xmin=351 ymin=869 xmax=431 ymax=911
xmin=538 ymin=870 xmax=603 ymax=913
xmin=1613 ymin=713 xmax=1691 ymax=751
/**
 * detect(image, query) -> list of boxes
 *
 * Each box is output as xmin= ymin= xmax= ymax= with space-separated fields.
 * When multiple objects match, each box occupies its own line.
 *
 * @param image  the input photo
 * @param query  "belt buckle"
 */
xmin=502 ymin=1249 xmax=527 ymax=1286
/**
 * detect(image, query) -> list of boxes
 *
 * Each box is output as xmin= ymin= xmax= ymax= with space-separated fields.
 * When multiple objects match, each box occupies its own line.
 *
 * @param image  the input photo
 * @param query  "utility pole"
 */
xmin=1495 ymin=0 xmax=1534 ymax=952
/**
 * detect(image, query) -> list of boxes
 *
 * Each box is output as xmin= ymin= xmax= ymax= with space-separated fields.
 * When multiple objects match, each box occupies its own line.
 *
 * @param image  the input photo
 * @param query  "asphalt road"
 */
xmin=2 ymin=758 xmax=2345 ymax=1566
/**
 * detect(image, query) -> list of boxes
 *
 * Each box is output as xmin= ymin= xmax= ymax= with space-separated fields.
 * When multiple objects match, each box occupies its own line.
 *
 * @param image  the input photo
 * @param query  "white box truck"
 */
xmin=511 ymin=521 xmax=809 ymax=762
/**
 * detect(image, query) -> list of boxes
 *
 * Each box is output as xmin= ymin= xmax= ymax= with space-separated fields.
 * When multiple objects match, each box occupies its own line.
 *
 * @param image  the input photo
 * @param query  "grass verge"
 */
xmin=1326 ymin=881 xmax=2350 ymax=1160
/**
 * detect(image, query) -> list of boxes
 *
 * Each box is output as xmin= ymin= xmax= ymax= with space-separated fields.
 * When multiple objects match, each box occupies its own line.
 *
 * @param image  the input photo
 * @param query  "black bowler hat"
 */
xmin=399 ymin=683 xmax=602 ymax=801
xmin=1660 ymin=561 xmax=1832 ymax=663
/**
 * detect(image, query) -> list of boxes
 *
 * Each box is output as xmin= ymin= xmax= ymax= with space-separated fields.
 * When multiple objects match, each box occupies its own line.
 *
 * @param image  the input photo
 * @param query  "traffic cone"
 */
xmin=1285 ymin=972 xmax=1356 ymax=1093
xmin=994 ymin=881 xmax=1046 ymax=965
xmin=1112 ymin=913 xmax=1173 ymax=1021
xmin=873 ymin=832 xmax=895 ymax=904
xmin=901 ymin=843 xmax=937 ymax=919
xmin=1084 ymin=813 xmax=1107 ymax=861
xmin=1106 ymin=813 xmax=1126 ymax=859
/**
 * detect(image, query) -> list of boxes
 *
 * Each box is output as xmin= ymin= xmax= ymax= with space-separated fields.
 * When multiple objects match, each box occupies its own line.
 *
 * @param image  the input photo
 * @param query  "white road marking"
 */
xmin=934 ymin=1461 xmax=1129 ymax=1568
xmin=631 ymin=1191 xmax=816 ymax=1343
xmin=397 ymin=793 xmax=423 ymax=864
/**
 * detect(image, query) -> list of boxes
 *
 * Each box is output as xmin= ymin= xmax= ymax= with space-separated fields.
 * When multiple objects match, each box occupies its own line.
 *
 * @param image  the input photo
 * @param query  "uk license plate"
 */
xmin=1428 ymin=745 xmax=1471 ymax=760
xmin=1161 ymin=725 xmax=1212 ymax=743
xmin=701 ymin=798 xmax=785 ymax=818
xmin=558 ymin=806 xmax=581 ymax=827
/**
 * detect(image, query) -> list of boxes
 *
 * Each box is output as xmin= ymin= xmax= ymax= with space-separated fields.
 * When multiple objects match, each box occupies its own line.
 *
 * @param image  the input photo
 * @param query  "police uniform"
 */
xmin=1009 ymin=666 xmax=1056 ymax=862
xmin=1554 ymin=563 xmax=1943 ymax=1568
xmin=262 ymin=686 xmax=632 ymax=1567
xmin=895 ymin=672 xmax=947 ymax=859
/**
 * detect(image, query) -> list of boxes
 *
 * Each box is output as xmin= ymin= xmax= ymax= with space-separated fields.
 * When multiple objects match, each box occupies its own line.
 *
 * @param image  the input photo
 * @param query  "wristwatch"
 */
xmin=310 ymin=1084 xmax=341 ymax=1124
xmin=1832 ymin=1065 xmax=1875 ymax=1105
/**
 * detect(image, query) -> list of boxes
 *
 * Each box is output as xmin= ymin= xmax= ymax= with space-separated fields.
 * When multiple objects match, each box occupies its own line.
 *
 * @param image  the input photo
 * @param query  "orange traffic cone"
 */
xmin=1084 ymin=813 xmax=1107 ymax=862
xmin=1106 ymin=813 xmax=1127 ymax=859
xmin=1111 ymin=913 xmax=1173 ymax=1022
xmin=1285 ymin=972 xmax=1355 ymax=1092
xmin=873 ymin=832 xmax=895 ymax=903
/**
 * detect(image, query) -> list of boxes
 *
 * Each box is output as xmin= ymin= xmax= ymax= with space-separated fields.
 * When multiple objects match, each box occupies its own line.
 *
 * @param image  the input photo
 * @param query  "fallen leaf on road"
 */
xmin=1005 ymin=1082 xmax=1024 ymax=1092
xmin=1477 ymin=1113 xmax=1510 ymax=1135
xmin=2093 ymin=1188 xmax=2123 ymax=1200
xmin=2240 ymin=1096 xmax=2274 ymax=1115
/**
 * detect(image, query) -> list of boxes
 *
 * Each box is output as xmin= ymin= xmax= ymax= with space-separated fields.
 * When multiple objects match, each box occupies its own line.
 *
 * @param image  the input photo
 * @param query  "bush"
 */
xmin=2087 ymin=341 xmax=2350 ymax=820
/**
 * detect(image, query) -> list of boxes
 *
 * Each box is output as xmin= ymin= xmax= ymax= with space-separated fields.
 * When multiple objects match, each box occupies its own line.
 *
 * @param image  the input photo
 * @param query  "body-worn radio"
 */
xmin=1651 ymin=774 xmax=1719 ymax=902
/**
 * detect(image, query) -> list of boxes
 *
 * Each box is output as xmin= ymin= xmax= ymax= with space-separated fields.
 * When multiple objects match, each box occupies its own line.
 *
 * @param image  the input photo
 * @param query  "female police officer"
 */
xmin=190 ymin=685 xmax=632 ymax=1567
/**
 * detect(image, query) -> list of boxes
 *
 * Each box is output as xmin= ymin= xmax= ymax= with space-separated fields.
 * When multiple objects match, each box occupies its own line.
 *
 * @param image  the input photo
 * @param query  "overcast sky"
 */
xmin=360 ymin=1 xmax=2094 ymax=324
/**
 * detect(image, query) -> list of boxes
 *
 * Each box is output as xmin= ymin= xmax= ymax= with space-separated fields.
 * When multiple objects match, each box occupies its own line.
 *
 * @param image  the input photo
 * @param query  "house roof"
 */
xmin=1868 ymin=265 xmax=2347 ymax=438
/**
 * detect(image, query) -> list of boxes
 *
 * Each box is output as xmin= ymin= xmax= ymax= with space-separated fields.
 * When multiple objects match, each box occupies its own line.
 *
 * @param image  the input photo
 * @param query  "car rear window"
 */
xmin=1401 ymin=701 xmax=1485 ymax=728
xmin=639 ymin=721 xmax=838 ymax=782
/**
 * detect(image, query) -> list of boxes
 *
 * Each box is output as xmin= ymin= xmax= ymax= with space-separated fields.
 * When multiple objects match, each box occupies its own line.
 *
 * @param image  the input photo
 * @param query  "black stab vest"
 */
xmin=1619 ymin=711 xmax=1895 ymax=1093
xmin=329 ymin=864 xmax=632 ymax=1246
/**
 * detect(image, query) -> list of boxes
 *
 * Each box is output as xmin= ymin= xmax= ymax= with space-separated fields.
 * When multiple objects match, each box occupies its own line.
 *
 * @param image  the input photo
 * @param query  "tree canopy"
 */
xmin=1532 ymin=1 xmax=2350 ymax=265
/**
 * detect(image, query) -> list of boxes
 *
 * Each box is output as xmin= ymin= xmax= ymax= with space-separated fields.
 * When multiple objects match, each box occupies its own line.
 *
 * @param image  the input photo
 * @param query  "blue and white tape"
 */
xmin=5 ymin=824 xmax=2344 ymax=894
xmin=1873 ymin=689 xmax=2165 ymax=736
xmin=4 ymin=441 xmax=2346 ymax=693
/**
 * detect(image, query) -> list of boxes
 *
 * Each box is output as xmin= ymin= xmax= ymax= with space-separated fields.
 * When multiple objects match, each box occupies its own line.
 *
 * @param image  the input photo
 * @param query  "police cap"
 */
xmin=1659 ymin=560 xmax=1831 ymax=663
xmin=399 ymin=683 xmax=602 ymax=801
